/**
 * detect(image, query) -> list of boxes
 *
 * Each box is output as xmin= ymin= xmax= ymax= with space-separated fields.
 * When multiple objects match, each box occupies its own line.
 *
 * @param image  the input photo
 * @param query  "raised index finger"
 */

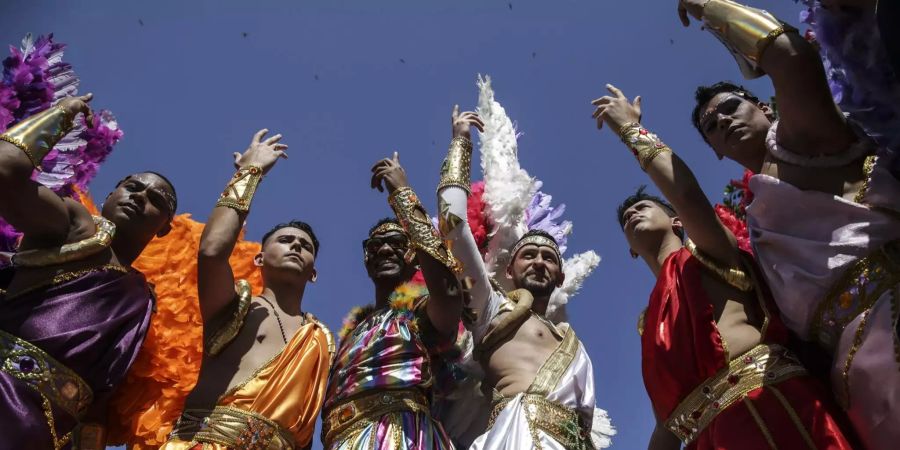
xmin=252 ymin=128 xmax=269 ymax=144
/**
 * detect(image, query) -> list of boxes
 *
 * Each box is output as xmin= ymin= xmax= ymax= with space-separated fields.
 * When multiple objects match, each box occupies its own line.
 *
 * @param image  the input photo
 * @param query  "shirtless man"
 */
xmin=0 ymin=94 xmax=177 ymax=449
xmin=163 ymin=129 xmax=333 ymax=450
xmin=593 ymin=81 xmax=853 ymax=449
xmin=435 ymin=106 xmax=608 ymax=450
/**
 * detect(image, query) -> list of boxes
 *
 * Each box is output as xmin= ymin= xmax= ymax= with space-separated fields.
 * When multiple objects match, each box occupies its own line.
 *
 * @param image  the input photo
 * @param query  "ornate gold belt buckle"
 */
xmin=337 ymin=403 xmax=356 ymax=424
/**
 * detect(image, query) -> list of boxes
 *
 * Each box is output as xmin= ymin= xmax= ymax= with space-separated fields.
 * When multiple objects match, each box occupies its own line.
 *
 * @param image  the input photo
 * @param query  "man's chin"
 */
xmin=520 ymin=279 xmax=556 ymax=297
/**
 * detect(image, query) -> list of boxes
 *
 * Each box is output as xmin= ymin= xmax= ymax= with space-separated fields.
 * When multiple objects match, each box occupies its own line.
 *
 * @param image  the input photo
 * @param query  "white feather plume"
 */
xmin=591 ymin=407 xmax=617 ymax=449
xmin=546 ymin=250 xmax=601 ymax=323
xmin=477 ymin=74 xmax=539 ymax=290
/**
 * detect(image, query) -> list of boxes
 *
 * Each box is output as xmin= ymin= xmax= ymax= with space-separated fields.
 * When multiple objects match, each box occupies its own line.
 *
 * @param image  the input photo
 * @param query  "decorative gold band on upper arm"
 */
xmin=0 ymin=106 xmax=75 ymax=169
xmin=618 ymin=122 xmax=672 ymax=171
xmin=437 ymin=136 xmax=473 ymax=194
xmin=685 ymin=239 xmax=753 ymax=291
xmin=702 ymin=0 xmax=796 ymax=79
xmin=208 ymin=280 xmax=253 ymax=356
xmin=388 ymin=186 xmax=461 ymax=273
xmin=12 ymin=216 xmax=116 ymax=268
xmin=215 ymin=166 xmax=262 ymax=213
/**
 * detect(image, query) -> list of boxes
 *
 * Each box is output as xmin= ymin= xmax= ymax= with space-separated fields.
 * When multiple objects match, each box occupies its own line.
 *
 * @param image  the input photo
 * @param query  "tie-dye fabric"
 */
xmin=322 ymin=287 xmax=459 ymax=450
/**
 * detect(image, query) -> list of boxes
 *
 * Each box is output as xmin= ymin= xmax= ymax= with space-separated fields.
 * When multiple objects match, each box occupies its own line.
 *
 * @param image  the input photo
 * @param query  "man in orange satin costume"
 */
xmin=161 ymin=129 xmax=333 ymax=450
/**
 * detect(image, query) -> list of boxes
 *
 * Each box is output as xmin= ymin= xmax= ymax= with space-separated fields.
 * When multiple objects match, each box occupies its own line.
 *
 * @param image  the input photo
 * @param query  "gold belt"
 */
xmin=322 ymin=389 xmax=431 ymax=446
xmin=489 ymin=394 xmax=590 ymax=450
xmin=666 ymin=343 xmax=807 ymax=444
xmin=170 ymin=406 xmax=295 ymax=450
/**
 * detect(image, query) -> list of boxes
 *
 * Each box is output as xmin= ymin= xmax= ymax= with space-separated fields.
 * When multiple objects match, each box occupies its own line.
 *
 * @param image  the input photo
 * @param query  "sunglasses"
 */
xmin=362 ymin=234 xmax=409 ymax=257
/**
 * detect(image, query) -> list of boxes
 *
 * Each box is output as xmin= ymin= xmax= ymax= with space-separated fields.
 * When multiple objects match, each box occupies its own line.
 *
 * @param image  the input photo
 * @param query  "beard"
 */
xmin=518 ymin=275 xmax=557 ymax=298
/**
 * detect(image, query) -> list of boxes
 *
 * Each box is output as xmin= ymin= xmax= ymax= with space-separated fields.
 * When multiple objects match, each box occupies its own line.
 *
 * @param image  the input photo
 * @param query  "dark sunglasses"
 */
xmin=362 ymin=234 xmax=409 ymax=256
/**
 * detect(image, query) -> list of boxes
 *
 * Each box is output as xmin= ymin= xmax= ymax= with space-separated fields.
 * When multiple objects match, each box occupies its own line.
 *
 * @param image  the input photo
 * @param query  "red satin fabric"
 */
xmin=642 ymin=248 xmax=853 ymax=449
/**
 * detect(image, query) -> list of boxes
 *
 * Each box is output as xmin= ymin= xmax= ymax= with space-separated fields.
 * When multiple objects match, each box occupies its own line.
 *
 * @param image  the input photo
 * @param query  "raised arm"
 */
xmin=371 ymin=152 xmax=464 ymax=336
xmin=593 ymin=85 xmax=740 ymax=267
xmin=436 ymin=106 xmax=497 ymax=339
xmin=0 ymin=95 xmax=94 ymax=246
xmin=198 ymin=129 xmax=287 ymax=322
xmin=679 ymin=0 xmax=855 ymax=156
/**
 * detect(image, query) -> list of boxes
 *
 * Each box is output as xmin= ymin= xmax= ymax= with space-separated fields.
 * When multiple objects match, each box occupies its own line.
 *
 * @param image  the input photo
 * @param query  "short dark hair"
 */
xmin=616 ymin=185 xmax=684 ymax=241
xmin=691 ymin=82 xmax=762 ymax=144
xmin=261 ymin=220 xmax=320 ymax=256
xmin=368 ymin=217 xmax=401 ymax=236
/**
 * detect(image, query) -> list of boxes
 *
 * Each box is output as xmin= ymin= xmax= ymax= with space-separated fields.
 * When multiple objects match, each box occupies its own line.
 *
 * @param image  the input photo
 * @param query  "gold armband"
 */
xmin=619 ymin=123 xmax=672 ymax=171
xmin=216 ymin=166 xmax=263 ymax=213
xmin=12 ymin=216 xmax=116 ymax=268
xmin=702 ymin=0 xmax=796 ymax=79
xmin=437 ymin=136 xmax=473 ymax=194
xmin=0 ymin=105 xmax=75 ymax=169
xmin=685 ymin=239 xmax=753 ymax=292
xmin=389 ymin=186 xmax=461 ymax=273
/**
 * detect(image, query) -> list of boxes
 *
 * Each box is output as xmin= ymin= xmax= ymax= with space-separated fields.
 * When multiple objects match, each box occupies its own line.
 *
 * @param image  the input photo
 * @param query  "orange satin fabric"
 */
xmin=161 ymin=320 xmax=332 ymax=449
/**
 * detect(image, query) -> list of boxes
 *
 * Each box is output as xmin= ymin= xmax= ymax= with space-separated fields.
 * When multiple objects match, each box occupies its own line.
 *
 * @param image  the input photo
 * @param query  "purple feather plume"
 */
xmin=524 ymin=191 xmax=572 ymax=254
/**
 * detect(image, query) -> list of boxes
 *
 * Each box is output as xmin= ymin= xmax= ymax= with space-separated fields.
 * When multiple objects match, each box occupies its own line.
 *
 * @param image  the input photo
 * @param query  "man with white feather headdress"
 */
xmin=433 ymin=76 xmax=615 ymax=450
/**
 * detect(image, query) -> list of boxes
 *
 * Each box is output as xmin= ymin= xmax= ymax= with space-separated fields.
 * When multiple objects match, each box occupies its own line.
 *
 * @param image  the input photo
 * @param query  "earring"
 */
xmin=629 ymin=250 xmax=639 ymax=259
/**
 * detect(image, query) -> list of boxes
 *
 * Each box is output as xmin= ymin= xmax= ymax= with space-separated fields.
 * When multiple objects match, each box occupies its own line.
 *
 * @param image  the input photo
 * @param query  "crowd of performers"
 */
xmin=0 ymin=0 xmax=897 ymax=449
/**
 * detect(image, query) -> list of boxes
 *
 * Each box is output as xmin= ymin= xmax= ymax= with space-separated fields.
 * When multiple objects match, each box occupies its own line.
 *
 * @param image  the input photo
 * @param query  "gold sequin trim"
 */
xmin=853 ymin=154 xmax=876 ymax=204
xmin=2 ymin=264 xmax=129 ymax=302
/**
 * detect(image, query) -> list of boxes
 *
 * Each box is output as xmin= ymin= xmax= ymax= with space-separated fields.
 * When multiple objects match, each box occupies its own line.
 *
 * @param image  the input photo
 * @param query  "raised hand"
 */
xmin=370 ymin=152 xmax=409 ymax=194
xmin=56 ymin=93 xmax=94 ymax=127
xmin=591 ymin=84 xmax=643 ymax=134
xmin=451 ymin=104 xmax=484 ymax=140
xmin=677 ymin=0 xmax=707 ymax=26
xmin=232 ymin=128 xmax=288 ymax=174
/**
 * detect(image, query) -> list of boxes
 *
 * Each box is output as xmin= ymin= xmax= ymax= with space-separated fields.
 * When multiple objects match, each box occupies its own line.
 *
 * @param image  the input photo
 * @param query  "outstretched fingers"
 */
xmin=252 ymin=128 xmax=269 ymax=144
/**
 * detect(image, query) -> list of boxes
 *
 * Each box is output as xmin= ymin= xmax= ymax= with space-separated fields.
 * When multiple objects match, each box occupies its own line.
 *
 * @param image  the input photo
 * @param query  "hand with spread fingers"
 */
xmin=677 ymin=0 xmax=708 ymax=26
xmin=371 ymin=152 xmax=409 ymax=194
xmin=57 ymin=93 xmax=95 ymax=127
xmin=232 ymin=128 xmax=288 ymax=174
xmin=451 ymin=104 xmax=484 ymax=140
xmin=591 ymin=84 xmax=643 ymax=135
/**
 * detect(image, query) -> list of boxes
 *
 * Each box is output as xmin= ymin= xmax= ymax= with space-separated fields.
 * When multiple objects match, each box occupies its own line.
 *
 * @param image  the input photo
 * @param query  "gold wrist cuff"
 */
xmin=0 ymin=105 xmax=75 ymax=169
xmin=702 ymin=0 xmax=796 ymax=79
xmin=437 ymin=136 xmax=473 ymax=194
xmin=619 ymin=122 xmax=672 ymax=171
xmin=216 ymin=166 xmax=263 ymax=213
xmin=389 ymin=186 xmax=461 ymax=273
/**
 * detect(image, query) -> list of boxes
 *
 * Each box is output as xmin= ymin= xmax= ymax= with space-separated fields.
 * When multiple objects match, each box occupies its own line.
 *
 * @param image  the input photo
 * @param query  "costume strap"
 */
xmin=12 ymin=216 xmax=116 ymax=268
xmin=171 ymin=405 xmax=295 ymax=450
xmin=702 ymin=0 xmax=796 ymax=79
xmin=475 ymin=289 xmax=534 ymax=360
xmin=208 ymin=279 xmax=253 ymax=356
xmin=685 ymin=240 xmax=753 ymax=292
xmin=0 ymin=105 xmax=75 ymax=169
xmin=216 ymin=165 xmax=263 ymax=213
xmin=665 ymin=343 xmax=806 ymax=445
xmin=388 ymin=186 xmax=461 ymax=273
xmin=437 ymin=136 xmax=474 ymax=194
xmin=526 ymin=325 xmax=577 ymax=397
xmin=618 ymin=122 xmax=672 ymax=171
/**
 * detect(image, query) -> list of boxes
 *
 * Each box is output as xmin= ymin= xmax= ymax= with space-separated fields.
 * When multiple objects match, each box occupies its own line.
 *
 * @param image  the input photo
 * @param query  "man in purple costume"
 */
xmin=0 ymin=94 xmax=177 ymax=450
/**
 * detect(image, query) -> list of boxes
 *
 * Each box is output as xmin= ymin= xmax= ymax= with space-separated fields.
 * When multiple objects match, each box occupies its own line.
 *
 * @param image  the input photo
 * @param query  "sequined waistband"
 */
xmin=0 ymin=328 xmax=93 ymax=420
xmin=665 ymin=343 xmax=806 ymax=444
xmin=170 ymin=406 xmax=294 ymax=450
xmin=812 ymin=240 xmax=900 ymax=350
xmin=489 ymin=394 xmax=589 ymax=450
xmin=322 ymin=388 xmax=431 ymax=446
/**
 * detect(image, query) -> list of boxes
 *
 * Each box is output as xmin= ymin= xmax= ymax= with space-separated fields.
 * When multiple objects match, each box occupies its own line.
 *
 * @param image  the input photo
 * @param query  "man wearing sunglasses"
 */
xmin=320 ymin=149 xmax=467 ymax=450
xmin=0 ymin=94 xmax=178 ymax=449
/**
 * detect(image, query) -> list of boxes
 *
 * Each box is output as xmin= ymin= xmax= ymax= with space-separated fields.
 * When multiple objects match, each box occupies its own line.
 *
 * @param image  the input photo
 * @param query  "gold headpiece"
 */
xmin=369 ymin=222 xmax=406 ymax=238
xmin=511 ymin=234 xmax=562 ymax=263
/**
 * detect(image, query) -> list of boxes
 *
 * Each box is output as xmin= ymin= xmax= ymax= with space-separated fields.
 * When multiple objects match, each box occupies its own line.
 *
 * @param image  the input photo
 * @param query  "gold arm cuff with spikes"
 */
xmin=389 ymin=186 xmax=461 ymax=273
xmin=436 ymin=136 xmax=473 ymax=194
xmin=0 ymin=106 xmax=75 ymax=169
xmin=216 ymin=166 xmax=263 ymax=213
xmin=702 ymin=0 xmax=796 ymax=79
xmin=618 ymin=122 xmax=673 ymax=171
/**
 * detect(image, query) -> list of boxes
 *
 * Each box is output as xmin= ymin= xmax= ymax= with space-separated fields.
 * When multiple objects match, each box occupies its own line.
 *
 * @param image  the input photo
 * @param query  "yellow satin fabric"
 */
xmin=161 ymin=321 xmax=332 ymax=449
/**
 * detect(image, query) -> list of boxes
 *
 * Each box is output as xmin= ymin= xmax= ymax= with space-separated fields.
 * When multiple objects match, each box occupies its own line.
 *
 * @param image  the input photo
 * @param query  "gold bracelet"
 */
xmin=0 ymin=105 xmax=75 ymax=169
xmin=436 ymin=136 xmax=473 ymax=194
xmin=216 ymin=166 xmax=263 ymax=213
xmin=685 ymin=239 xmax=753 ymax=292
xmin=702 ymin=0 xmax=796 ymax=78
xmin=389 ymin=186 xmax=461 ymax=273
xmin=618 ymin=122 xmax=672 ymax=171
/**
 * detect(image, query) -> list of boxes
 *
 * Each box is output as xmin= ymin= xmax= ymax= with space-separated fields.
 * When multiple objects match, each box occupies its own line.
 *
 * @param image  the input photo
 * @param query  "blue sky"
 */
xmin=3 ymin=1 xmax=801 ymax=448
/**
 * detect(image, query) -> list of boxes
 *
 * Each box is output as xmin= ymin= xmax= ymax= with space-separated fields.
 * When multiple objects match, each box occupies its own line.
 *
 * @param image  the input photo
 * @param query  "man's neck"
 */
xmin=530 ymin=293 xmax=551 ymax=317
xmin=260 ymin=281 xmax=305 ymax=316
xmin=642 ymin=234 xmax=684 ymax=277
xmin=374 ymin=278 xmax=403 ymax=309
xmin=111 ymin=235 xmax=148 ymax=267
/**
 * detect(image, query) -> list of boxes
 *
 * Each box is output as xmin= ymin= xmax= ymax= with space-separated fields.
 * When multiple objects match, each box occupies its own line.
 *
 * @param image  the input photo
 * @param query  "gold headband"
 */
xmin=369 ymin=222 xmax=406 ymax=238
xmin=511 ymin=234 xmax=562 ymax=262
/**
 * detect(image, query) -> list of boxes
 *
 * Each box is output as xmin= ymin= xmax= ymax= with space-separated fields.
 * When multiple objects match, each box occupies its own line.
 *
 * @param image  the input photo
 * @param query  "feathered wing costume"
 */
xmin=439 ymin=76 xmax=613 ymax=449
xmin=0 ymin=34 xmax=263 ymax=449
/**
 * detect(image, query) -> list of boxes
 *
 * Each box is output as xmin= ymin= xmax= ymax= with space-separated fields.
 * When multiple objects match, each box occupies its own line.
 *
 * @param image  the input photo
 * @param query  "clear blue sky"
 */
xmin=2 ymin=1 xmax=800 ymax=448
